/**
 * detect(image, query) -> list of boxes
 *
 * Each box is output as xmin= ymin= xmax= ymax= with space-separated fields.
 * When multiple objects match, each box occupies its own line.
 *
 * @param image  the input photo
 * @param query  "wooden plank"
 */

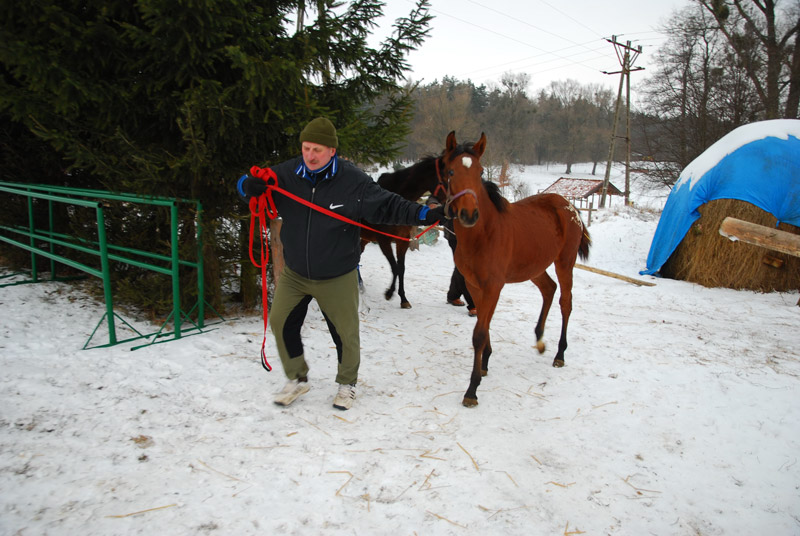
xmin=575 ymin=263 xmax=656 ymax=287
xmin=269 ymin=218 xmax=285 ymax=283
xmin=719 ymin=217 xmax=800 ymax=258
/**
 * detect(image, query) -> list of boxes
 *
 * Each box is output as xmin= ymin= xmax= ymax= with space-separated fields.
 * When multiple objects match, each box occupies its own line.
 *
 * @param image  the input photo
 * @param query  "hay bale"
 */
xmin=661 ymin=199 xmax=800 ymax=292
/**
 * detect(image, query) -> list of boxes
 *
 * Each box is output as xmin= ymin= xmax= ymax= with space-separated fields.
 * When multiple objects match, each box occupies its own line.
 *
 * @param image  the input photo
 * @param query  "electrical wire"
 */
xmin=399 ymin=0 xmax=670 ymax=84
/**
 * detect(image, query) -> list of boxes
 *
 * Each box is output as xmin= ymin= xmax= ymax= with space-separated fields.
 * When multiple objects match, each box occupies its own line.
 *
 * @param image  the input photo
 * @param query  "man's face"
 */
xmin=302 ymin=141 xmax=336 ymax=171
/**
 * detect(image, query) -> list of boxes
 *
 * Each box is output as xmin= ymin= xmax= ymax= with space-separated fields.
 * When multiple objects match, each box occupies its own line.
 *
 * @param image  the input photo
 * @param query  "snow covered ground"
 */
xmin=1 ymin=164 xmax=799 ymax=535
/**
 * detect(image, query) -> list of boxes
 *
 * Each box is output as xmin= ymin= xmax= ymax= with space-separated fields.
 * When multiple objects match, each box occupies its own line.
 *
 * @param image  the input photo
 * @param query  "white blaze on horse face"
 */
xmin=461 ymin=156 xmax=473 ymax=169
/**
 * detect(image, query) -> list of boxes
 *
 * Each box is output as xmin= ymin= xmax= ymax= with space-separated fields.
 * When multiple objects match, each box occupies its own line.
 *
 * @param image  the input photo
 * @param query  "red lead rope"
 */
xmin=247 ymin=168 xmax=276 ymax=371
xmin=246 ymin=165 xmax=441 ymax=372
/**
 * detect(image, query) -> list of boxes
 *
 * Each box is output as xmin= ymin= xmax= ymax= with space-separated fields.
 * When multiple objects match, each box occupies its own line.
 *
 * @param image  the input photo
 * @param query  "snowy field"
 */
xmin=1 ymin=164 xmax=799 ymax=535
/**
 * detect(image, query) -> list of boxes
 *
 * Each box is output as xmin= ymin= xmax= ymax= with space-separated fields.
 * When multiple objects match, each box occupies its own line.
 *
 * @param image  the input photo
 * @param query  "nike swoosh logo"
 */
xmin=329 ymin=203 xmax=344 ymax=210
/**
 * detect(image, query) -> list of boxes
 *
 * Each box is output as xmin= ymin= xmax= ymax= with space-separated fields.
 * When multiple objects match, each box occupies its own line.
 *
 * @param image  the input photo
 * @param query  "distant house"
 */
xmin=540 ymin=177 xmax=622 ymax=208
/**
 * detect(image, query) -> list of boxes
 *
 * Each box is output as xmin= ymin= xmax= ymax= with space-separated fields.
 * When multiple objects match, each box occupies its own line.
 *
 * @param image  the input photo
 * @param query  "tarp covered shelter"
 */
xmin=642 ymin=119 xmax=800 ymax=276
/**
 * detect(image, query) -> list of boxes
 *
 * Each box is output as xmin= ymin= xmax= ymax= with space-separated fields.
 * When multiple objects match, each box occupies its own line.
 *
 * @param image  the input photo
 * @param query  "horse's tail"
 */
xmin=578 ymin=223 xmax=591 ymax=261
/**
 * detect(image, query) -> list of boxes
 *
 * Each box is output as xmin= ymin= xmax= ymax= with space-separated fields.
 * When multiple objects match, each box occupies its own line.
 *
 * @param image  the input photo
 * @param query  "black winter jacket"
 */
xmin=268 ymin=156 xmax=424 ymax=280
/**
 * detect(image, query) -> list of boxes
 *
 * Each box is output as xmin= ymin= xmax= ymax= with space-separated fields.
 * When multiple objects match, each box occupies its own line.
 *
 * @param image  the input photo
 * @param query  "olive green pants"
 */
xmin=269 ymin=266 xmax=360 ymax=385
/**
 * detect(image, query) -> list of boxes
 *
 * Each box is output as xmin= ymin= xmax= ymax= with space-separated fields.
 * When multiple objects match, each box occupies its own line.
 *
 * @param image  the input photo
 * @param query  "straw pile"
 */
xmin=661 ymin=198 xmax=800 ymax=292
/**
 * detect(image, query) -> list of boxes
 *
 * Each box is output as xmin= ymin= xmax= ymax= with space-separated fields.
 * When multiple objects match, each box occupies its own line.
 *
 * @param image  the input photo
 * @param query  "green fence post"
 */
xmin=171 ymin=202 xmax=181 ymax=339
xmin=95 ymin=205 xmax=117 ymax=345
xmin=196 ymin=202 xmax=205 ymax=329
xmin=27 ymin=197 xmax=38 ymax=282
xmin=48 ymin=199 xmax=56 ymax=280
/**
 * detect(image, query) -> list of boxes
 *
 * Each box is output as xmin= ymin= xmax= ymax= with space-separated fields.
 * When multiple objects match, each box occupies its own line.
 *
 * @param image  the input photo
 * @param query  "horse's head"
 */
xmin=441 ymin=131 xmax=487 ymax=228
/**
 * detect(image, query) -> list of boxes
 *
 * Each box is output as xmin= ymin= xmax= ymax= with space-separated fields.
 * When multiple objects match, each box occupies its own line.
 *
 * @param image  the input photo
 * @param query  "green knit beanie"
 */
xmin=299 ymin=117 xmax=338 ymax=148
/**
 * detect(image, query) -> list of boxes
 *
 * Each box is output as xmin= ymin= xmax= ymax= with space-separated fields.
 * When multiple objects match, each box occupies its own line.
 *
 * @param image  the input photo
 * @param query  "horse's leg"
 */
xmin=395 ymin=240 xmax=411 ymax=309
xmin=531 ymin=272 xmax=557 ymax=355
xmin=358 ymin=239 xmax=369 ymax=290
xmin=377 ymin=238 xmax=398 ymax=302
xmin=463 ymin=284 xmax=500 ymax=407
xmin=551 ymin=262 xmax=576 ymax=368
xmin=465 ymin=282 xmax=491 ymax=375
xmin=462 ymin=275 xmax=476 ymax=312
xmin=481 ymin=331 xmax=492 ymax=376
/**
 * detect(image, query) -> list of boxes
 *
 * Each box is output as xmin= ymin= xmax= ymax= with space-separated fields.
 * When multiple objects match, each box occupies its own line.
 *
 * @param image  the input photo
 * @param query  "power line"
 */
xmin=424 ymin=3 xmax=623 ymax=77
xmin=465 ymin=0 xmax=600 ymax=53
xmin=427 ymin=6 xmax=563 ymax=56
xmin=535 ymin=0 xmax=605 ymax=38
xmin=458 ymin=41 xmax=608 ymax=76
xmin=398 ymin=0 xmax=669 ymax=87
xmin=464 ymin=46 xmax=612 ymax=82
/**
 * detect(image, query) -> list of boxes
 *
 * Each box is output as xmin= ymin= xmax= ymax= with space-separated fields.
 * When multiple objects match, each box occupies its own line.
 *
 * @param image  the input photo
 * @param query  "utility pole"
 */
xmin=600 ymin=36 xmax=643 ymax=208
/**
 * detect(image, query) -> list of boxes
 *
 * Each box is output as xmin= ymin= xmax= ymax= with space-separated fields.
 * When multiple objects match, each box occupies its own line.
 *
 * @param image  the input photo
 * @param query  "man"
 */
xmin=238 ymin=117 xmax=444 ymax=410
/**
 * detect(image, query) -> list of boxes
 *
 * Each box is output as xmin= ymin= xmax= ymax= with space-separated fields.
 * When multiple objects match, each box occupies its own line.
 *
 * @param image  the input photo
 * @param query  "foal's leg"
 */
xmin=377 ymin=238 xmax=399 ymax=302
xmin=358 ymin=238 xmax=369 ymax=289
xmin=551 ymin=262 xmax=575 ymax=368
xmin=395 ymin=240 xmax=411 ymax=309
xmin=481 ymin=331 xmax=492 ymax=376
xmin=465 ymin=282 xmax=491 ymax=375
xmin=463 ymin=283 xmax=500 ymax=407
xmin=531 ymin=272 xmax=557 ymax=355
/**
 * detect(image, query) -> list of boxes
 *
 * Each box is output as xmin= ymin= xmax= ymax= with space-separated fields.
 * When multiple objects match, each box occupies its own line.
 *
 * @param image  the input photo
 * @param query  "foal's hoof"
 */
xmin=536 ymin=340 xmax=546 ymax=354
xmin=448 ymin=298 xmax=465 ymax=306
xmin=462 ymin=397 xmax=478 ymax=407
xmin=400 ymin=301 xmax=412 ymax=309
xmin=552 ymin=358 xmax=564 ymax=368
xmin=468 ymin=308 xmax=477 ymax=317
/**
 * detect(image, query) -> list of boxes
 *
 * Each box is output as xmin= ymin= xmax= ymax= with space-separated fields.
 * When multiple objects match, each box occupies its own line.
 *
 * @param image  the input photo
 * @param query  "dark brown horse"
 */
xmin=360 ymin=156 xmax=444 ymax=308
xmin=438 ymin=131 xmax=591 ymax=407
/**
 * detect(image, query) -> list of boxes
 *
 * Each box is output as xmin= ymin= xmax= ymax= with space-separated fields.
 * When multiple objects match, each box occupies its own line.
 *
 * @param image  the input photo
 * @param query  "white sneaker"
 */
xmin=332 ymin=383 xmax=356 ymax=410
xmin=274 ymin=378 xmax=310 ymax=406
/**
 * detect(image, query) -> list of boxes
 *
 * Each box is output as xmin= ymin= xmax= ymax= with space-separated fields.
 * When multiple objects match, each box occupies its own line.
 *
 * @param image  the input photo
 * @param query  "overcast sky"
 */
xmin=372 ymin=0 xmax=688 ymax=96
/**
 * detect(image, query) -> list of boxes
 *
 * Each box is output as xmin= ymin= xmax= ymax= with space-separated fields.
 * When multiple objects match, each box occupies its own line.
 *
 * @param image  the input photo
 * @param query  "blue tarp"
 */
xmin=642 ymin=120 xmax=800 ymax=276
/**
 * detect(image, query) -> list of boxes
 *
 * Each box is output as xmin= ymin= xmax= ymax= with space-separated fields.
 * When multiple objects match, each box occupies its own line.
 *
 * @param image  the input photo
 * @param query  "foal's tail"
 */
xmin=578 ymin=222 xmax=591 ymax=262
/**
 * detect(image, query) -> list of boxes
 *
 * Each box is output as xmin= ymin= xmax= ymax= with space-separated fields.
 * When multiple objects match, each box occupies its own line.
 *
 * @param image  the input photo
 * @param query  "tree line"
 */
xmin=399 ymin=74 xmax=617 ymax=177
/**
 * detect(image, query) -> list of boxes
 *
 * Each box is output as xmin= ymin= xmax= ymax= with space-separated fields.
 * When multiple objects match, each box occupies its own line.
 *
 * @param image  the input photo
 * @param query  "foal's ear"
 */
xmin=446 ymin=131 xmax=457 ymax=153
xmin=474 ymin=132 xmax=487 ymax=157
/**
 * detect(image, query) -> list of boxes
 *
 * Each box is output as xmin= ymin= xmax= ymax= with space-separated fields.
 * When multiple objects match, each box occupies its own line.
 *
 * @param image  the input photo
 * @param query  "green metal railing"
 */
xmin=0 ymin=181 xmax=223 ymax=350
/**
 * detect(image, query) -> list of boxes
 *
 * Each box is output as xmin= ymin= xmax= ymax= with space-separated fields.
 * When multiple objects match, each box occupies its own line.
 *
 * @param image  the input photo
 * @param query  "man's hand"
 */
xmin=423 ymin=205 xmax=447 ymax=225
xmin=240 ymin=174 xmax=268 ymax=198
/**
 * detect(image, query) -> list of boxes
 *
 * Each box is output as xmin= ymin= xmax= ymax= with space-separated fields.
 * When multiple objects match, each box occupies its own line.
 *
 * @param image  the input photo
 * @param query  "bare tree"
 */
xmin=586 ymin=85 xmax=615 ymax=175
xmin=696 ymin=0 xmax=800 ymax=118
xmin=406 ymin=77 xmax=480 ymax=159
xmin=479 ymin=72 xmax=536 ymax=168
xmin=638 ymin=5 xmax=761 ymax=185
xmin=544 ymin=79 xmax=594 ymax=174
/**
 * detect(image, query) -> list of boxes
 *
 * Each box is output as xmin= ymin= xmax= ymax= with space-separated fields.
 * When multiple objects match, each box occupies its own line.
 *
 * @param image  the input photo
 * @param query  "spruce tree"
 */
xmin=1 ymin=0 xmax=432 ymax=313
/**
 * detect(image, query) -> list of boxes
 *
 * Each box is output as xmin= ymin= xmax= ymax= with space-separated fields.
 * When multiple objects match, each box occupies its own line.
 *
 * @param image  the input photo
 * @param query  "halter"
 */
xmin=436 ymin=156 xmax=479 ymax=218
xmin=432 ymin=157 xmax=449 ymax=202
